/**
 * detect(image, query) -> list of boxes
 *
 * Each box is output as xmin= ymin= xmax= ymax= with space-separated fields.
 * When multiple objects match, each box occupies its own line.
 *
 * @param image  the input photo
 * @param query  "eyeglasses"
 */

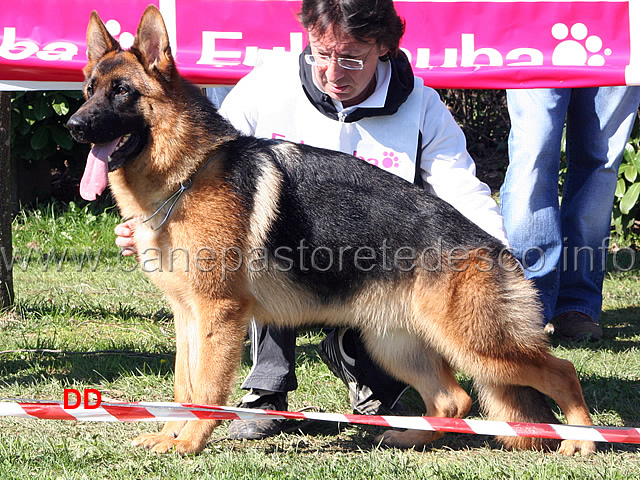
xmin=304 ymin=54 xmax=365 ymax=71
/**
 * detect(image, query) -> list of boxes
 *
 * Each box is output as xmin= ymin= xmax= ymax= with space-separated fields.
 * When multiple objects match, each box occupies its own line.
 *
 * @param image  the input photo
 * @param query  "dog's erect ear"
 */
xmin=132 ymin=5 xmax=175 ymax=80
xmin=85 ymin=11 xmax=121 ymax=68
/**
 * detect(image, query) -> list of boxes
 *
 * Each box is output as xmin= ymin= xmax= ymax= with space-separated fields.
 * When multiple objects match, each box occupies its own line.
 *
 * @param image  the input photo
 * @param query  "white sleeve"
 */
xmin=217 ymin=69 xmax=263 ymax=136
xmin=419 ymin=89 xmax=510 ymax=247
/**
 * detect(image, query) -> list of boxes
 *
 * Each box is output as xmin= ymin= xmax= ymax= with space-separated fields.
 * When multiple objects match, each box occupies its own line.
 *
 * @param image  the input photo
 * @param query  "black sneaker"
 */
xmin=227 ymin=390 xmax=288 ymax=440
xmin=318 ymin=328 xmax=403 ymax=415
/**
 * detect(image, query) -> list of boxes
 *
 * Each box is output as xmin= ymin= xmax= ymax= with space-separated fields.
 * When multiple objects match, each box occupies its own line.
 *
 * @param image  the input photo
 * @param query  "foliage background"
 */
xmin=9 ymin=91 xmax=89 ymax=205
xmin=10 ymin=91 xmax=86 ymax=166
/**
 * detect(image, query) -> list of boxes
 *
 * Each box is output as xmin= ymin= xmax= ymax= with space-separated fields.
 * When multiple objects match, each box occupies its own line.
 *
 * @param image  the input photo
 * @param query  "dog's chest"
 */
xmin=134 ymin=226 xmax=186 ymax=281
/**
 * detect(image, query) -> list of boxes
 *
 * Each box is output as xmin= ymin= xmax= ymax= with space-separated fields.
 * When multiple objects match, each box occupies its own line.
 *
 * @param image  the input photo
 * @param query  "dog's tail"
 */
xmin=475 ymin=382 xmax=560 ymax=451
xmin=464 ymin=252 xmax=560 ymax=451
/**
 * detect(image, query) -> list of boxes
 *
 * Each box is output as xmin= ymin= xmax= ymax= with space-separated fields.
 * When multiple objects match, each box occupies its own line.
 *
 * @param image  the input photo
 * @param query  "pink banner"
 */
xmin=0 ymin=0 xmax=638 ymax=90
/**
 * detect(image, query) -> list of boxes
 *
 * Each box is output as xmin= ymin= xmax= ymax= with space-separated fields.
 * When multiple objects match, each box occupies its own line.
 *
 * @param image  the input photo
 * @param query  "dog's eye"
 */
xmin=86 ymin=84 xmax=94 ymax=97
xmin=116 ymin=86 xmax=128 ymax=96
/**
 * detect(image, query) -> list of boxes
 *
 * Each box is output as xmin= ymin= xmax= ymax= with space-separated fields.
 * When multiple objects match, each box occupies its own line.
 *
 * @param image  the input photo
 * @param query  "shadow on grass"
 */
xmin=13 ymin=300 xmax=164 ymax=324
xmin=0 ymin=347 xmax=174 ymax=388
xmin=1 ymin=301 xmax=174 ymax=387
xmin=601 ymin=305 xmax=640 ymax=347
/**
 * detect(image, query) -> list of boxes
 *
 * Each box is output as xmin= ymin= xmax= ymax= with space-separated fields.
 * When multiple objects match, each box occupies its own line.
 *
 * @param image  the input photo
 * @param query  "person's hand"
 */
xmin=114 ymin=218 xmax=139 ymax=256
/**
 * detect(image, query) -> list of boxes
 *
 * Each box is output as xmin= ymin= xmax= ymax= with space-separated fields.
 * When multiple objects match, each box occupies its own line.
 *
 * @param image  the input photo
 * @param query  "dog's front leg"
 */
xmin=131 ymin=303 xmax=192 ymax=451
xmin=133 ymin=298 xmax=249 ymax=454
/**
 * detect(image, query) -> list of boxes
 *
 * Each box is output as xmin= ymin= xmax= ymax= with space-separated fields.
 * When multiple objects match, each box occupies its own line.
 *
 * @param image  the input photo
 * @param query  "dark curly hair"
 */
xmin=299 ymin=0 xmax=406 ymax=57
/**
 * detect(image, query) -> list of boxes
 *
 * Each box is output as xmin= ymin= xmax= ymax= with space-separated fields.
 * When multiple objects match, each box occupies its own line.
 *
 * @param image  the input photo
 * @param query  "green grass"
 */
xmin=1 ymin=202 xmax=640 ymax=479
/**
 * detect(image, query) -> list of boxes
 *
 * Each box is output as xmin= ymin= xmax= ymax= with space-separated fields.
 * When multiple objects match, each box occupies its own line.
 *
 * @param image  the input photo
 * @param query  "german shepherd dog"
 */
xmin=67 ymin=6 xmax=596 ymax=456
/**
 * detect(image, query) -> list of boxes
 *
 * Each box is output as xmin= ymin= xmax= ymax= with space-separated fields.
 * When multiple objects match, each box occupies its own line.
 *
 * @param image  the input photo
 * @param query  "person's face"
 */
xmin=307 ymin=28 xmax=389 ymax=108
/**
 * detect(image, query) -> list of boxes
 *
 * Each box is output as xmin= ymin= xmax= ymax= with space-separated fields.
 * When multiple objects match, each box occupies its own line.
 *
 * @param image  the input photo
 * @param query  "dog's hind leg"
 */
xmin=132 ymin=296 xmax=249 ymax=454
xmin=476 ymin=383 xmax=560 ymax=451
xmin=487 ymin=353 xmax=597 ymax=456
xmin=359 ymin=330 xmax=472 ymax=449
xmin=415 ymin=252 xmax=596 ymax=455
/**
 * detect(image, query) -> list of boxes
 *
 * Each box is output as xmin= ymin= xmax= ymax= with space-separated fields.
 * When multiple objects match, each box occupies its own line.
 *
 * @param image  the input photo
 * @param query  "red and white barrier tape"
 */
xmin=2 ymin=399 xmax=640 ymax=444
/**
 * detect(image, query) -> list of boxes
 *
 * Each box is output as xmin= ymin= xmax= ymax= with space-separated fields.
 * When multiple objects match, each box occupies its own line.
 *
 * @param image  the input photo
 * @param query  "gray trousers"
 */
xmin=241 ymin=320 xmax=407 ymax=409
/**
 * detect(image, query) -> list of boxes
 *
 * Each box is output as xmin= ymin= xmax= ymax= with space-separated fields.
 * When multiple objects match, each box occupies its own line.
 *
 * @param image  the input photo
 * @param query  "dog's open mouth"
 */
xmin=79 ymin=133 xmax=140 ymax=201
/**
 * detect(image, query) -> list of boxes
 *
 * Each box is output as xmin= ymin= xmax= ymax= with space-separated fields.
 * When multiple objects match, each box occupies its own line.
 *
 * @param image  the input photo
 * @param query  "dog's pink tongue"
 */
xmin=80 ymin=137 xmax=121 ymax=201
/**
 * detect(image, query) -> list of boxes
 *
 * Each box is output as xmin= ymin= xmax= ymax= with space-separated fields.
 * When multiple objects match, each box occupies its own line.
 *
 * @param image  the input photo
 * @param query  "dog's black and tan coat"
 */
xmin=67 ymin=6 xmax=596 ymax=456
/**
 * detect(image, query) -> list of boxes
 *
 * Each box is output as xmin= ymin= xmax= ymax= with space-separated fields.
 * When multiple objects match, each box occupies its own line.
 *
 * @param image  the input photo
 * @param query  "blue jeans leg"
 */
xmin=501 ymin=88 xmax=570 ymax=323
xmin=556 ymin=87 xmax=640 ymax=320
xmin=502 ymin=87 xmax=640 ymax=323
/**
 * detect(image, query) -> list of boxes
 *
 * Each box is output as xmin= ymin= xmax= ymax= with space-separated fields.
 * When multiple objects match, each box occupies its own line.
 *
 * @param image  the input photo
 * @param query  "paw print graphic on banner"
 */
xmin=105 ymin=19 xmax=135 ymax=49
xmin=551 ymin=23 xmax=611 ymax=66
xmin=382 ymin=151 xmax=400 ymax=169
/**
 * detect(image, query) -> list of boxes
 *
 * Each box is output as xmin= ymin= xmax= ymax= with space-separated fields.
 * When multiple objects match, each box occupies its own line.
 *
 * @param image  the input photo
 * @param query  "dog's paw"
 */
xmin=131 ymin=432 xmax=206 ymax=454
xmin=558 ymin=439 xmax=597 ymax=456
xmin=150 ymin=438 xmax=205 ymax=455
xmin=375 ymin=429 xmax=443 ymax=450
xmin=132 ymin=432 xmax=171 ymax=450
xmin=557 ymin=439 xmax=597 ymax=456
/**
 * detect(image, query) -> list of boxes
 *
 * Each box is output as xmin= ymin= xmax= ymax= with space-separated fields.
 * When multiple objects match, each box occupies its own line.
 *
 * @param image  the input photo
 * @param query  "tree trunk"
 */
xmin=0 ymin=91 xmax=14 ymax=309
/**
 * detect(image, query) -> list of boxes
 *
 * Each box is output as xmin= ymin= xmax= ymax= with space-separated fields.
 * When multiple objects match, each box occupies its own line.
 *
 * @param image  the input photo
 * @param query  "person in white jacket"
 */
xmin=115 ymin=0 xmax=509 ymax=439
